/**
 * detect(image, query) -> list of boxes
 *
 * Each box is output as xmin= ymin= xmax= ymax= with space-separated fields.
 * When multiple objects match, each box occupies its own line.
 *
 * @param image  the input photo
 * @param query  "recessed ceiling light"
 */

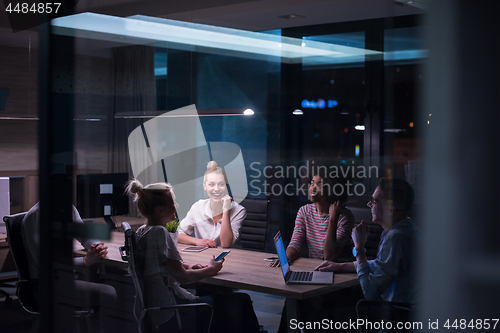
xmin=278 ymin=14 xmax=305 ymax=20
xmin=293 ymin=109 xmax=303 ymax=115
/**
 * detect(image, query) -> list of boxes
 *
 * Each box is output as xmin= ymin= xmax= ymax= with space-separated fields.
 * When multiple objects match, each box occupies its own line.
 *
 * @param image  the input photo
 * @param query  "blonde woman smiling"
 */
xmin=178 ymin=161 xmax=246 ymax=248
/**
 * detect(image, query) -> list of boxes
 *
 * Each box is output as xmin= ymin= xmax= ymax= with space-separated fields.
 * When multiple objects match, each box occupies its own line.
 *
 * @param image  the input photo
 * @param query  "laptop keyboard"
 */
xmin=291 ymin=271 xmax=313 ymax=282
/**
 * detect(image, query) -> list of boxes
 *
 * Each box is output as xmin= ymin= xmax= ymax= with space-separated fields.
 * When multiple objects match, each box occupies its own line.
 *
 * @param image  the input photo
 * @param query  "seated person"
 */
xmin=272 ymin=174 xmax=354 ymax=266
xmin=22 ymin=201 xmax=117 ymax=332
xmin=126 ymin=179 xmax=260 ymax=333
xmin=279 ymin=178 xmax=420 ymax=333
xmin=315 ymin=177 xmax=421 ymax=303
xmin=23 ymin=202 xmax=106 ymax=280
xmin=178 ymin=161 xmax=246 ymax=248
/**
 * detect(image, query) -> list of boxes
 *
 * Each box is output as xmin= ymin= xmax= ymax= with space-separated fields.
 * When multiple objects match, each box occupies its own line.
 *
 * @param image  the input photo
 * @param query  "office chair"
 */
xmin=0 ymin=275 xmax=14 ymax=305
xmin=239 ymin=198 xmax=269 ymax=251
xmin=119 ymin=222 xmax=213 ymax=333
xmin=4 ymin=212 xmax=41 ymax=333
xmin=356 ymin=299 xmax=414 ymax=333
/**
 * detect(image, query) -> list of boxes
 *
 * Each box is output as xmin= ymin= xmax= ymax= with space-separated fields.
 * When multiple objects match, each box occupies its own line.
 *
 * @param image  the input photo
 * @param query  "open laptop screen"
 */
xmin=274 ymin=232 xmax=289 ymax=278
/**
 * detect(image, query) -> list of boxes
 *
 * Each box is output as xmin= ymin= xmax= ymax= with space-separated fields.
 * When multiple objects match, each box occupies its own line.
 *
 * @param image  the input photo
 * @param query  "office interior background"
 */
xmin=0 ymin=0 xmax=498 ymax=332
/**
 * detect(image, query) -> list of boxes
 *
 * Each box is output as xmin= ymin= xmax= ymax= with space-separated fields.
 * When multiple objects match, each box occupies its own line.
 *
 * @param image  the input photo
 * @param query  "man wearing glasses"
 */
xmin=315 ymin=177 xmax=421 ymax=303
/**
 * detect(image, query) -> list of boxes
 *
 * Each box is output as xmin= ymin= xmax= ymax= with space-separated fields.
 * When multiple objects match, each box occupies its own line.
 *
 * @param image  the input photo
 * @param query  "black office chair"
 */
xmin=119 ymin=222 xmax=213 ymax=333
xmin=356 ymin=299 xmax=414 ymax=333
xmin=239 ymin=198 xmax=269 ymax=251
xmin=4 ymin=212 xmax=41 ymax=333
xmin=0 ymin=244 xmax=16 ymax=304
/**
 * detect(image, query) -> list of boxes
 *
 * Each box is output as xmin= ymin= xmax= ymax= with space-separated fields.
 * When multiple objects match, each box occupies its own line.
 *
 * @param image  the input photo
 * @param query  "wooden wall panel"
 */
xmin=0 ymin=46 xmax=115 ymax=174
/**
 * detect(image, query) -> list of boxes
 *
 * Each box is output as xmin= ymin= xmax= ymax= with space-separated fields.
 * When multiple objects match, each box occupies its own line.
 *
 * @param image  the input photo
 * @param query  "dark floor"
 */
xmin=0 ymin=282 xmax=38 ymax=333
xmin=0 ymin=286 xmax=285 ymax=333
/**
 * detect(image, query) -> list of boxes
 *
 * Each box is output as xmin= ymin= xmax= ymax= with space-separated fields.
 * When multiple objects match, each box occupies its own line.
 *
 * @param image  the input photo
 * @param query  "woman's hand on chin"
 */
xmin=221 ymin=195 xmax=233 ymax=213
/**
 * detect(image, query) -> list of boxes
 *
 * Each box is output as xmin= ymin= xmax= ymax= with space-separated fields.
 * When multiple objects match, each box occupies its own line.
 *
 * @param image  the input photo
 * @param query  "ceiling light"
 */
xmin=0 ymin=114 xmax=38 ymax=120
xmin=243 ymin=109 xmax=254 ymax=115
xmin=293 ymin=109 xmax=303 ymax=115
xmin=383 ymin=128 xmax=406 ymax=133
xmin=393 ymin=0 xmax=430 ymax=10
xmin=355 ymin=125 xmax=365 ymax=131
xmin=0 ymin=114 xmax=105 ymax=121
xmin=278 ymin=14 xmax=305 ymax=20
xmin=115 ymin=108 xmax=250 ymax=118
xmin=51 ymin=13 xmax=381 ymax=64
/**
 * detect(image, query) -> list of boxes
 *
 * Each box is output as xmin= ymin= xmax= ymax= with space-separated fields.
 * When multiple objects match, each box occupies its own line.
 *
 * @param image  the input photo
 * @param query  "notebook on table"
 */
xmin=273 ymin=231 xmax=333 ymax=284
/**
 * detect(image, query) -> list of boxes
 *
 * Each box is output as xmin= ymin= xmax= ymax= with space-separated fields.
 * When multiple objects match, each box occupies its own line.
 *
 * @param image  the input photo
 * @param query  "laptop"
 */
xmin=273 ymin=231 xmax=333 ymax=284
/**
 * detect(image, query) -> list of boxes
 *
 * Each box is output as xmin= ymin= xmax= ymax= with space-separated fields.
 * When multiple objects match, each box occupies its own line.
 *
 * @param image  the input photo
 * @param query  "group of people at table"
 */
xmin=20 ymin=161 xmax=421 ymax=332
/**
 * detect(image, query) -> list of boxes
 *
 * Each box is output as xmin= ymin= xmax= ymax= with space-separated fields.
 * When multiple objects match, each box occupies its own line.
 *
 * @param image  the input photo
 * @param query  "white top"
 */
xmin=178 ymin=199 xmax=246 ymax=246
xmin=134 ymin=225 xmax=196 ymax=327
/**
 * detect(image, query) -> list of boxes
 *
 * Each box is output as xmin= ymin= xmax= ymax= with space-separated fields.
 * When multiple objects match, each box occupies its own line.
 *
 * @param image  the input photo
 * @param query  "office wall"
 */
xmin=73 ymin=54 xmax=113 ymax=173
xmin=0 ymin=46 xmax=38 ymax=171
xmin=0 ymin=45 xmax=113 ymax=173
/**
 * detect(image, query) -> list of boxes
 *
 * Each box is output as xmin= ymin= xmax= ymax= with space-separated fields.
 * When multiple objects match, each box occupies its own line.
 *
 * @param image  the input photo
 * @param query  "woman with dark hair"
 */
xmin=125 ymin=179 xmax=259 ymax=333
xmin=271 ymin=174 xmax=354 ymax=266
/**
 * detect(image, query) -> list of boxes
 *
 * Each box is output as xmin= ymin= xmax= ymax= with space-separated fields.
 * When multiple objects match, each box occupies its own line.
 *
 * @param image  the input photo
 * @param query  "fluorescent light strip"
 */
xmin=0 ymin=114 xmax=104 ymax=121
xmin=115 ymin=109 xmax=253 ymax=119
xmin=0 ymin=114 xmax=39 ymax=120
xmin=114 ymin=113 xmax=245 ymax=118
xmin=383 ymin=128 xmax=406 ymax=133
xmin=51 ymin=13 xmax=381 ymax=63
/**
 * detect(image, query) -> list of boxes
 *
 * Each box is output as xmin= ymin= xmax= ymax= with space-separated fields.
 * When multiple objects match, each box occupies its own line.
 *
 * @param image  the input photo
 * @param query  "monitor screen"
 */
xmin=274 ymin=232 xmax=289 ymax=278
xmin=76 ymin=173 xmax=129 ymax=220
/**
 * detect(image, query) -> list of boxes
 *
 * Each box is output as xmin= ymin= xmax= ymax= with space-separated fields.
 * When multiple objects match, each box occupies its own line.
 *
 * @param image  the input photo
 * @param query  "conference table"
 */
xmin=75 ymin=226 xmax=360 ymax=333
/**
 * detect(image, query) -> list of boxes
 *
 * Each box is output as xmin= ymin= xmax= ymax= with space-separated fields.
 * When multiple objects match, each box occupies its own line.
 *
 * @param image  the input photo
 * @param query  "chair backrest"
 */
xmin=4 ymin=213 xmax=29 ymax=280
xmin=3 ymin=212 xmax=40 ymax=313
xmin=119 ymin=222 xmax=144 ymax=324
xmin=120 ymin=222 xmax=214 ymax=333
xmin=238 ymin=198 xmax=269 ymax=251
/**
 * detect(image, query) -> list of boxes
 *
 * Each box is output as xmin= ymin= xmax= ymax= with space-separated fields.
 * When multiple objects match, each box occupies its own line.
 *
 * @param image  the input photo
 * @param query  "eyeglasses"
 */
xmin=367 ymin=198 xmax=400 ymax=211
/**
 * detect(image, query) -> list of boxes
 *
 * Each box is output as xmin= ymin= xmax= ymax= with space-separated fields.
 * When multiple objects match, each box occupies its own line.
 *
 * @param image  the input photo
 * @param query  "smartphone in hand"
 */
xmin=215 ymin=250 xmax=230 ymax=262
